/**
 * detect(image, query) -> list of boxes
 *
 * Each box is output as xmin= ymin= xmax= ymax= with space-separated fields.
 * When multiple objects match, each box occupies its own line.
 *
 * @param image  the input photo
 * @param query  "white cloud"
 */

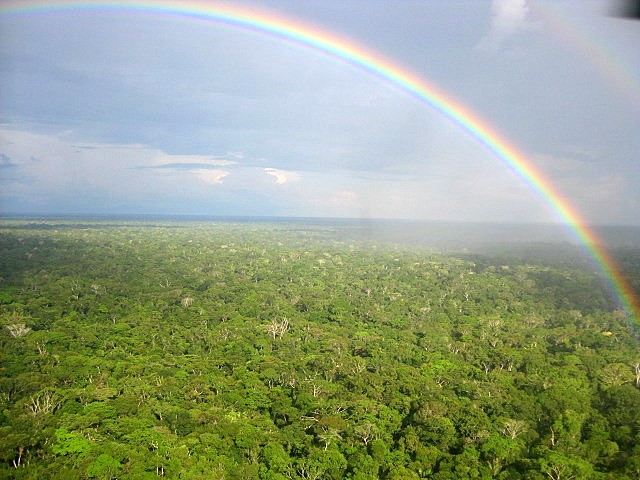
xmin=151 ymin=153 xmax=238 ymax=167
xmin=265 ymin=168 xmax=299 ymax=185
xmin=228 ymin=151 xmax=244 ymax=160
xmin=0 ymin=127 xmax=240 ymax=210
xmin=476 ymin=0 xmax=531 ymax=51
xmin=194 ymin=169 xmax=229 ymax=185
xmin=1 ymin=125 xmax=635 ymax=224
xmin=492 ymin=0 xmax=529 ymax=34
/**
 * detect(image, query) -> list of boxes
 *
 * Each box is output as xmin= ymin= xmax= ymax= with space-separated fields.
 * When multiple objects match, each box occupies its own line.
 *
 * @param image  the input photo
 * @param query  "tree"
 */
xmin=52 ymin=428 xmax=91 ymax=456
xmin=600 ymin=363 xmax=634 ymax=388
xmin=86 ymin=453 xmax=121 ymax=479
xmin=265 ymin=318 xmax=290 ymax=340
xmin=5 ymin=323 xmax=31 ymax=337
xmin=538 ymin=450 xmax=595 ymax=480
xmin=480 ymin=433 xmax=522 ymax=476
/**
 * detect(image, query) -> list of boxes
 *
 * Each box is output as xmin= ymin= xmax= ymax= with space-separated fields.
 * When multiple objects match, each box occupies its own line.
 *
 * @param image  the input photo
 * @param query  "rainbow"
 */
xmin=531 ymin=2 xmax=640 ymax=107
xmin=2 ymin=0 xmax=638 ymax=320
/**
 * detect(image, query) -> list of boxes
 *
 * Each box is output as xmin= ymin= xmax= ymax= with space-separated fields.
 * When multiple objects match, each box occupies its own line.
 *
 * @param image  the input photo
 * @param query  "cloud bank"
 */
xmin=476 ymin=0 xmax=531 ymax=51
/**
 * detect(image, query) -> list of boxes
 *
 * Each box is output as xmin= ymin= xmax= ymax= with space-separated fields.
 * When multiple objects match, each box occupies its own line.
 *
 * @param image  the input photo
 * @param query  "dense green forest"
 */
xmin=0 ymin=220 xmax=639 ymax=479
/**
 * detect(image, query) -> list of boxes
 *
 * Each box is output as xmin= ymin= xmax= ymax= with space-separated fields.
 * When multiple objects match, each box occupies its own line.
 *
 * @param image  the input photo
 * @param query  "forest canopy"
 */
xmin=0 ymin=219 xmax=639 ymax=479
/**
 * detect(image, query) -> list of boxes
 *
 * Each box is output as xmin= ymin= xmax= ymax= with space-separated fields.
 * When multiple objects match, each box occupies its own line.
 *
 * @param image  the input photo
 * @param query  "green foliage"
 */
xmin=86 ymin=453 xmax=121 ymax=479
xmin=51 ymin=428 xmax=91 ymax=456
xmin=0 ymin=291 xmax=15 ymax=304
xmin=0 ymin=220 xmax=638 ymax=478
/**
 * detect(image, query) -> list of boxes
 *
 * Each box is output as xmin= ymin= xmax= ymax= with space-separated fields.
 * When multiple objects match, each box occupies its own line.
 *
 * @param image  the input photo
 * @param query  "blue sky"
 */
xmin=0 ymin=0 xmax=638 ymax=223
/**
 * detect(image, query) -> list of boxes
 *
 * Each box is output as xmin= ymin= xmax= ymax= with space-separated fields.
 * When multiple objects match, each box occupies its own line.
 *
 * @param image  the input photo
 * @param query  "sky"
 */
xmin=0 ymin=0 xmax=638 ymax=224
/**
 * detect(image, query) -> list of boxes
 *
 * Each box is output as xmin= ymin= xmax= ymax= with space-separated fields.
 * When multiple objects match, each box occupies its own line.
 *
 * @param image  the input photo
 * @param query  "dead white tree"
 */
xmin=12 ymin=446 xmax=24 ymax=468
xmin=311 ymin=383 xmax=323 ymax=398
xmin=35 ymin=342 xmax=47 ymax=356
xmin=266 ymin=318 xmax=290 ymax=340
xmin=544 ymin=463 xmax=575 ymax=480
xmin=181 ymin=297 xmax=194 ymax=308
xmin=317 ymin=426 xmax=342 ymax=450
xmin=354 ymin=422 xmax=378 ymax=446
xmin=26 ymin=391 xmax=61 ymax=415
xmin=6 ymin=323 xmax=31 ymax=338
xmin=350 ymin=359 xmax=366 ymax=375
xmin=502 ymin=419 xmax=527 ymax=439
